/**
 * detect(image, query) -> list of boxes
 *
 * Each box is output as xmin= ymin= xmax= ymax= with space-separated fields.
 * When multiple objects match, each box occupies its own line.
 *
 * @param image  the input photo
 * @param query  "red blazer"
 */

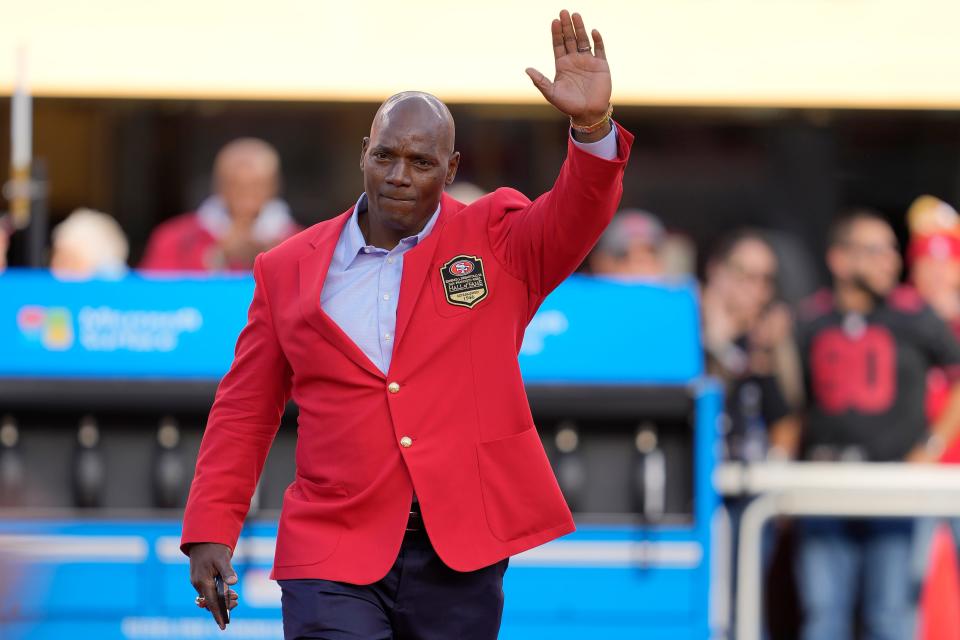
xmin=181 ymin=124 xmax=633 ymax=583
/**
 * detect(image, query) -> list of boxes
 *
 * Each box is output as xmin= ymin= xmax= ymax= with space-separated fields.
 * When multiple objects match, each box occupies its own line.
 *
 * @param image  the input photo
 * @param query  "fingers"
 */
xmin=525 ymin=67 xmax=554 ymax=100
xmin=559 ymin=9 xmax=577 ymax=54
xmin=198 ymin=578 xmax=226 ymax=629
xmin=214 ymin=555 xmax=238 ymax=586
xmin=591 ymin=29 xmax=606 ymax=60
xmin=551 ymin=19 xmax=565 ymax=60
xmin=226 ymin=588 xmax=240 ymax=611
xmin=571 ymin=12 xmax=591 ymax=52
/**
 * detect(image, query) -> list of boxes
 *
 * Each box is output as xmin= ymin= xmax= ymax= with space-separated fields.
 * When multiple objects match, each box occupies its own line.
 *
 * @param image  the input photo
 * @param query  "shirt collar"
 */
xmin=342 ymin=192 xmax=441 ymax=263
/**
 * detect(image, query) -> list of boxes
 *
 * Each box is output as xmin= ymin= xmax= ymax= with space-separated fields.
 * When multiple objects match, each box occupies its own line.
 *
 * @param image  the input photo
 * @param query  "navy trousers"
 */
xmin=278 ymin=526 xmax=509 ymax=640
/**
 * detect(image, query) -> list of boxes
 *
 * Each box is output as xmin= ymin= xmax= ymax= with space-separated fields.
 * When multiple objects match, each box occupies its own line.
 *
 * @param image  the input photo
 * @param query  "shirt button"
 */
xmin=388 ymin=382 xmax=400 ymax=394
xmin=382 ymin=293 xmax=390 ymax=301
xmin=383 ymin=333 xmax=392 ymax=342
xmin=387 ymin=257 xmax=395 ymax=264
xmin=400 ymin=436 xmax=413 ymax=448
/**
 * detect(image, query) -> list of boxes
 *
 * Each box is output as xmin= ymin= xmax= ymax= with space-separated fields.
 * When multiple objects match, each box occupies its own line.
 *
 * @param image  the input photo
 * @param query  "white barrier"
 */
xmin=715 ymin=462 xmax=960 ymax=640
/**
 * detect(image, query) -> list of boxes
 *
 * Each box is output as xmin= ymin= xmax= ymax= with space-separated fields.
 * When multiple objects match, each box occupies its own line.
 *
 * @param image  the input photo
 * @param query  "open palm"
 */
xmin=526 ymin=11 xmax=612 ymax=124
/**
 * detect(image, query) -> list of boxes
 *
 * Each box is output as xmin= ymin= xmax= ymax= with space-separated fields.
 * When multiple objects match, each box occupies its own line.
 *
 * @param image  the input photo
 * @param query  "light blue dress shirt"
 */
xmin=320 ymin=128 xmax=619 ymax=374
xmin=320 ymin=193 xmax=440 ymax=374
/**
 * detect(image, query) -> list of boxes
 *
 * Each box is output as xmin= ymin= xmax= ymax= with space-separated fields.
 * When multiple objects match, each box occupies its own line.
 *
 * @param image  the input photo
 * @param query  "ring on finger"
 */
xmin=577 ymin=46 xmax=591 ymax=52
xmin=195 ymin=595 xmax=207 ymax=607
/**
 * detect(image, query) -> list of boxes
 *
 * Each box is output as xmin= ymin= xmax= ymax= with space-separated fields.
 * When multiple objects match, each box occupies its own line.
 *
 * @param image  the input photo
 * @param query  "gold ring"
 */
xmin=195 ymin=595 xmax=207 ymax=606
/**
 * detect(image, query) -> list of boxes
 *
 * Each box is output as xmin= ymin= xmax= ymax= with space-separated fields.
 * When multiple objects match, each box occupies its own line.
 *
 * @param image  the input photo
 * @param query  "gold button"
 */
xmin=400 ymin=436 xmax=413 ymax=448
xmin=388 ymin=382 xmax=400 ymax=394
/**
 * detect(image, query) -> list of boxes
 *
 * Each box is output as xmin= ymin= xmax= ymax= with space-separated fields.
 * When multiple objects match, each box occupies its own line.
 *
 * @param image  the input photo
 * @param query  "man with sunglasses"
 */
xmin=793 ymin=209 xmax=960 ymax=640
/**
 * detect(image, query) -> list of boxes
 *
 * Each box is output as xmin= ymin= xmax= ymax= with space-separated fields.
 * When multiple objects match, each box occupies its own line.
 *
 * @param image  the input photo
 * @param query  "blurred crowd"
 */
xmin=589 ymin=199 xmax=960 ymax=639
xmin=4 ymin=136 xmax=960 ymax=638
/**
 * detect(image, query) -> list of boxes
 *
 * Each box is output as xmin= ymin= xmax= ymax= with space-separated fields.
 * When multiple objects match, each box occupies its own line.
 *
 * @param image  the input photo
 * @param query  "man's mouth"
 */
xmin=380 ymin=193 xmax=414 ymax=203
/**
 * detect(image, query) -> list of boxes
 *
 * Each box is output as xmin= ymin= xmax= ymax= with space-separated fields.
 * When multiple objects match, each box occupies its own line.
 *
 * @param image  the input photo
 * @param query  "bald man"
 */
xmin=140 ymin=137 xmax=301 ymax=272
xmin=181 ymin=10 xmax=632 ymax=639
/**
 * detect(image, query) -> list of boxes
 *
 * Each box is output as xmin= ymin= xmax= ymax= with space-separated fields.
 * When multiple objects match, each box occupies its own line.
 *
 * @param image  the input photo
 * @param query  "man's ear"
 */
xmin=445 ymin=151 xmax=461 ymax=185
xmin=360 ymin=137 xmax=370 ymax=171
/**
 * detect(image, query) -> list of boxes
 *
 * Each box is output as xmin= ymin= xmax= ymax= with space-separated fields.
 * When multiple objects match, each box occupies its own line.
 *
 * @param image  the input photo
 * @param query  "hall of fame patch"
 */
xmin=440 ymin=255 xmax=488 ymax=308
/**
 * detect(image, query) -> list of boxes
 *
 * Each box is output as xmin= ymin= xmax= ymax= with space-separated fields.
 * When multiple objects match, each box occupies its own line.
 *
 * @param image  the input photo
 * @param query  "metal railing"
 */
xmin=716 ymin=462 xmax=960 ymax=640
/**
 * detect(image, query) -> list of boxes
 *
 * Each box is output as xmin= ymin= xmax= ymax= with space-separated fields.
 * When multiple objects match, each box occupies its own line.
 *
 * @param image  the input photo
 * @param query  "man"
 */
xmin=181 ymin=10 xmax=631 ymax=639
xmin=588 ymin=209 xmax=667 ymax=279
xmin=140 ymin=137 xmax=301 ymax=272
xmin=794 ymin=210 xmax=960 ymax=640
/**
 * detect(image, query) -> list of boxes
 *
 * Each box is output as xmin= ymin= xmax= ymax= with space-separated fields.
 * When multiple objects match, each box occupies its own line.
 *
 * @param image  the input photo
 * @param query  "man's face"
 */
xmin=830 ymin=218 xmax=902 ymax=296
xmin=217 ymin=162 xmax=277 ymax=226
xmin=712 ymin=239 xmax=778 ymax=324
xmin=361 ymin=102 xmax=458 ymax=235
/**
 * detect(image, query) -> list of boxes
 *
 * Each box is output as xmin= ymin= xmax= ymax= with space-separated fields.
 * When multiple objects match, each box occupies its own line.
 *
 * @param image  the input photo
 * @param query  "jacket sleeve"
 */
xmin=487 ymin=121 xmax=633 ymax=297
xmin=180 ymin=253 xmax=293 ymax=554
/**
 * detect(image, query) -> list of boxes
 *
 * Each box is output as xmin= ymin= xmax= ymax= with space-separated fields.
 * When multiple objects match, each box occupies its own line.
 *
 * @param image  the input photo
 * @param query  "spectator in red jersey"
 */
xmin=792 ymin=209 xmax=960 ymax=640
xmin=904 ymin=196 xmax=960 ymax=626
xmin=140 ymin=138 xmax=301 ymax=272
xmin=906 ymin=196 xmax=960 ymax=450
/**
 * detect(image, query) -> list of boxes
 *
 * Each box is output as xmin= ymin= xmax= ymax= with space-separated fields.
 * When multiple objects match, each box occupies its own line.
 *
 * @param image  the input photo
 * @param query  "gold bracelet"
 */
xmin=570 ymin=104 xmax=613 ymax=134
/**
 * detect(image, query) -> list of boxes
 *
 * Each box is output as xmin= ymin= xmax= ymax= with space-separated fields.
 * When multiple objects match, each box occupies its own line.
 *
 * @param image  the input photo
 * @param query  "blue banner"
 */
xmin=0 ymin=270 xmax=702 ymax=384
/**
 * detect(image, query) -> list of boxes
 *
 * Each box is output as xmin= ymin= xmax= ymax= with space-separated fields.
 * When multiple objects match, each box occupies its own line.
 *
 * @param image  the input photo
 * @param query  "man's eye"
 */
xmin=373 ymin=152 xmax=388 ymax=160
xmin=415 ymin=160 xmax=431 ymax=168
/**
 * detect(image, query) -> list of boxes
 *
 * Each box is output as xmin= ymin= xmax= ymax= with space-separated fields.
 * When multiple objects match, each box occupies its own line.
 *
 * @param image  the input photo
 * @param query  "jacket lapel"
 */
xmin=394 ymin=194 xmax=458 ymax=349
xmin=298 ymin=210 xmax=384 ymax=379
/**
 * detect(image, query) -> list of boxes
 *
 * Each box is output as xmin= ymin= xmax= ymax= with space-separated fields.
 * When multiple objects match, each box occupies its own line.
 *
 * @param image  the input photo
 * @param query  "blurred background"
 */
xmin=4 ymin=1 xmax=960 ymax=639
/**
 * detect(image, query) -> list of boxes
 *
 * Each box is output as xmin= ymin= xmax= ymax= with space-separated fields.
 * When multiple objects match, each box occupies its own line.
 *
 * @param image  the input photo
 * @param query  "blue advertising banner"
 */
xmin=0 ymin=270 xmax=702 ymax=384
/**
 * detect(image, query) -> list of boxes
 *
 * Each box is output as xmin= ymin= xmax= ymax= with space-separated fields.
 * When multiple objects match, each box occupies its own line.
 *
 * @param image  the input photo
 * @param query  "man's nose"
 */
xmin=385 ymin=161 xmax=412 ymax=186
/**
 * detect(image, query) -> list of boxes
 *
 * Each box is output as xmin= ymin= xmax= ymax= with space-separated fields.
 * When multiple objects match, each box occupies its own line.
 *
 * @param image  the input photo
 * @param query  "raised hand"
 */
xmin=525 ymin=10 xmax=612 ymax=131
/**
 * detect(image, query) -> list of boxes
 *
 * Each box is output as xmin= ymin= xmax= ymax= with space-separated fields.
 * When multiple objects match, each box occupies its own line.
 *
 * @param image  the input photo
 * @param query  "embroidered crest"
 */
xmin=440 ymin=254 xmax=488 ymax=308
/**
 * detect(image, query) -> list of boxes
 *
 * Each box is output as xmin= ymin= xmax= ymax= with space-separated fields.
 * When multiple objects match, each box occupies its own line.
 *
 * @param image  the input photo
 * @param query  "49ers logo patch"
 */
xmin=440 ymin=255 xmax=488 ymax=308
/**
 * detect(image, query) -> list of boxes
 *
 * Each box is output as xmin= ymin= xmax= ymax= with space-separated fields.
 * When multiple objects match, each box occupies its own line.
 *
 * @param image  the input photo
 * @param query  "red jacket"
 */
xmin=181 ymin=124 xmax=633 ymax=583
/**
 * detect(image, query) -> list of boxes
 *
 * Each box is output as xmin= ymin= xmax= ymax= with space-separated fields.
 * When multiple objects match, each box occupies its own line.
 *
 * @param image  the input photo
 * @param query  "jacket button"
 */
xmin=400 ymin=436 xmax=413 ymax=448
xmin=388 ymin=382 xmax=400 ymax=394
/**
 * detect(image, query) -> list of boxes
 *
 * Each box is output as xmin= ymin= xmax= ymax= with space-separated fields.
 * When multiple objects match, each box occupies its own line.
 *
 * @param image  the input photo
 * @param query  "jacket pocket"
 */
xmin=273 ymin=480 xmax=346 ymax=568
xmin=477 ymin=427 xmax=572 ymax=542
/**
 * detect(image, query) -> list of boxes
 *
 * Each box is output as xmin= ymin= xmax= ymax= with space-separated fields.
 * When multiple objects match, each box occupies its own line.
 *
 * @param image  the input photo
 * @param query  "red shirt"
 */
xmin=140 ymin=211 xmax=301 ymax=272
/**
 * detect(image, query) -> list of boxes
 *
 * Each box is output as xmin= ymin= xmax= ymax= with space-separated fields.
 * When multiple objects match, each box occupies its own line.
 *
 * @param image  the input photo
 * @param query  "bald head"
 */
xmin=360 ymin=92 xmax=460 ymax=248
xmin=371 ymin=92 xmax=455 ymax=156
xmin=213 ymin=137 xmax=280 ymax=224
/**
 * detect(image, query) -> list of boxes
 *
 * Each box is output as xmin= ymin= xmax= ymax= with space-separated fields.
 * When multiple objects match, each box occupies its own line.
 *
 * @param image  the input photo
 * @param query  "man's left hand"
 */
xmin=526 ymin=10 xmax=612 ymax=138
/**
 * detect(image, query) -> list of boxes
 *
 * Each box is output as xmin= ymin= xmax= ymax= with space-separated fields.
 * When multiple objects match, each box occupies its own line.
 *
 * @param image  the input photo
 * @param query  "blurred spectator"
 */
xmin=792 ymin=210 xmax=960 ymax=640
xmin=904 ymin=196 xmax=960 ymax=625
xmin=50 ymin=208 xmax=129 ymax=280
xmin=907 ymin=195 xmax=960 ymax=333
xmin=660 ymin=232 xmax=697 ymax=279
xmin=445 ymin=181 xmax=487 ymax=204
xmin=701 ymin=229 xmax=801 ymax=460
xmin=905 ymin=196 xmax=960 ymax=454
xmin=589 ymin=209 xmax=667 ymax=279
xmin=0 ymin=227 xmax=8 ymax=274
xmin=140 ymin=138 xmax=300 ymax=272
